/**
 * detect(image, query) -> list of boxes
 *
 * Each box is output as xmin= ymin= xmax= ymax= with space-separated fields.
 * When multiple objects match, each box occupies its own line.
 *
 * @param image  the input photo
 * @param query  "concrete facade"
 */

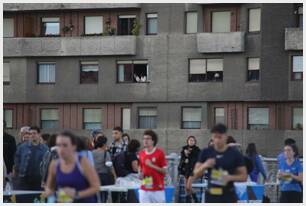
xmin=3 ymin=3 xmax=303 ymax=157
xmin=285 ymin=28 xmax=303 ymax=50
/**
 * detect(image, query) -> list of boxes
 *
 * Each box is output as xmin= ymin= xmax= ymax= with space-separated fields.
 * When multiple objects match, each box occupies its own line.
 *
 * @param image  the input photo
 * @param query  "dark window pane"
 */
xmin=293 ymin=72 xmax=303 ymax=80
xmin=189 ymin=74 xmax=206 ymax=82
xmin=248 ymin=124 xmax=269 ymax=130
xmin=118 ymin=18 xmax=135 ymax=35
xmin=248 ymin=70 xmax=260 ymax=81
xmin=133 ymin=64 xmax=148 ymax=82
xmin=207 ymin=71 xmax=223 ymax=81
xmin=81 ymin=65 xmax=98 ymax=84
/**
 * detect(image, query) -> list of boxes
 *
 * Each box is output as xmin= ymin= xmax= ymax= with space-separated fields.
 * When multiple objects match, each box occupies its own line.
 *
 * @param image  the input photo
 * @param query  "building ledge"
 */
xmin=197 ymin=32 xmax=245 ymax=53
xmin=285 ymin=28 xmax=303 ymax=50
xmin=4 ymin=36 xmax=137 ymax=57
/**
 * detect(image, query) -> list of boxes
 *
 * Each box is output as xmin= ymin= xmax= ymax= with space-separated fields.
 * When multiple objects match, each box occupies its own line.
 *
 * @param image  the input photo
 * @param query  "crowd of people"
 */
xmin=3 ymin=122 xmax=303 ymax=203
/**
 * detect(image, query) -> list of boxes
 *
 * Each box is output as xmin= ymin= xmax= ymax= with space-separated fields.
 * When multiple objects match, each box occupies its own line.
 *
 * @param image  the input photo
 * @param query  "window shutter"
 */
xmin=248 ymin=108 xmax=269 ymax=124
xmin=248 ymin=58 xmax=260 ymax=70
xmin=186 ymin=12 xmax=198 ymax=33
xmin=183 ymin=108 xmax=202 ymax=121
xmin=190 ymin=59 xmax=206 ymax=74
xmin=85 ymin=16 xmax=103 ymax=34
xmin=212 ymin=11 xmax=231 ymax=32
xmin=249 ymin=8 xmax=261 ymax=32
xmin=293 ymin=56 xmax=303 ymax=72
xmin=207 ymin=59 xmax=223 ymax=71
xmin=84 ymin=109 xmax=101 ymax=123
xmin=41 ymin=109 xmax=59 ymax=120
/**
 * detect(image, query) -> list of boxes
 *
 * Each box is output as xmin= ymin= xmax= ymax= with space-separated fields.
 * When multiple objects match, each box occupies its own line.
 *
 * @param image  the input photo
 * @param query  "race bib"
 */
xmin=142 ymin=176 xmax=153 ymax=189
xmin=210 ymin=169 xmax=228 ymax=186
xmin=209 ymin=187 xmax=223 ymax=195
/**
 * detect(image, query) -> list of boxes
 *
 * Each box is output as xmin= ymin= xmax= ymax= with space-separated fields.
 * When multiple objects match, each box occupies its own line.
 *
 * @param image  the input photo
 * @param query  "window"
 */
xmin=41 ymin=109 xmax=59 ymax=129
xmin=117 ymin=60 xmax=149 ymax=83
xmin=4 ymin=18 xmax=14 ymax=37
xmin=186 ymin=12 xmax=198 ymax=34
xmin=122 ymin=108 xmax=131 ymax=130
xmin=297 ymin=6 xmax=303 ymax=28
xmin=80 ymin=61 xmax=99 ymax=84
xmin=292 ymin=107 xmax=303 ymax=129
xmin=85 ymin=16 xmax=103 ymax=35
xmin=118 ymin=15 xmax=136 ymax=35
xmin=182 ymin=107 xmax=202 ymax=129
xmin=292 ymin=56 xmax=303 ymax=80
xmin=212 ymin=11 xmax=231 ymax=32
xmin=214 ymin=108 xmax=225 ymax=125
xmin=248 ymin=108 xmax=269 ymax=129
xmin=138 ymin=108 xmax=157 ymax=129
xmin=146 ymin=13 xmax=158 ymax=35
xmin=247 ymin=58 xmax=260 ymax=81
xmin=189 ymin=59 xmax=223 ymax=82
xmin=3 ymin=62 xmax=10 ymax=84
xmin=38 ymin=62 xmax=56 ymax=83
xmin=41 ymin=17 xmax=60 ymax=36
xmin=249 ymin=8 xmax=261 ymax=32
xmin=83 ymin=109 xmax=101 ymax=130
xmin=4 ymin=109 xmax=13 ymax=129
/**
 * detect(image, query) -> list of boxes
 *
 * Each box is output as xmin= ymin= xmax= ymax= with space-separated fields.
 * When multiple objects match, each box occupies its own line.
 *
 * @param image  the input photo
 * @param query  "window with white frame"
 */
xmin=122 ymin=108 xmax=131 ymax=130
xmin=146 ymin=13 xmax=158 ymax=35
xmin=214 ymin=107 xmax=225 ymax=125
xmin=292 ymin=56 xmax=303 ymax=80
xmin=186 ymin=12 xmax=198 ymax=34
xmin=182 ymin=107 xmax=202 ymax=129
xmin=292 ymin=107 xmax=303 ymax=129
xmin=38 ymin=62 xmax=56 ymax=83
xmin=248 ymin=58 xmax=260 ymax=81
xmin=189 ymin=59 xmax=223 ymax=82
xmin=249 ymin=8 xmax=261 ymax=32
xmin=83 ymin=109 xmax=102 ymax=130
xmin=41 ymin=17 xmax=60 ymax=36
xmin=212 ymin=11 xmax=231 ymax=32
xmin=138 ymin=108 xmax=157 ymax=129
xmin=41 ymin=109 xmax=59 ymax=129
xmin=3 ymin=62 xmax=10 ymax=84
xmin=4 ymin=109 xmax=13 ymax=128
xmin=117 ymin=60 xmax=149 ymax=83
xmin=4 ymin=18 xmax=14 ymax=37
xmin=248 ymin=107 xmax=269 ymax=129
xmin=85 ymin=16 xmax=103 ymax=35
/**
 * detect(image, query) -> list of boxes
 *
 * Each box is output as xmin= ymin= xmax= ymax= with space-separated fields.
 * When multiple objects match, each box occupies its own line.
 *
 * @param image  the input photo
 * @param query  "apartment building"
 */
xmin=3 ymin=3 xmax=303 ymax=156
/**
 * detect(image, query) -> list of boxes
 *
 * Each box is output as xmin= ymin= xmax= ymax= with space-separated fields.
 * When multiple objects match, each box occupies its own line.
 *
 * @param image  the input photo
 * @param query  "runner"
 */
xmin=138 ymin=130 xmax=167 ymax=203
xmin=43 ymin=131 xmax=100 ymax=203
xmin=186 ymin=124 xmax=247 ymax=203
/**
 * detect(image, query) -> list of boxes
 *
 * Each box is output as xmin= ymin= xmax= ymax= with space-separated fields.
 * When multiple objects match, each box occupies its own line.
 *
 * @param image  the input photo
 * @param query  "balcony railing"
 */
xmin=3 ymin=36 xmax=137 ymax=57
xmin=197 ymin=32 xmax=245 ymax=53
xmin=285 ymin=28 xmax=303 ymax=50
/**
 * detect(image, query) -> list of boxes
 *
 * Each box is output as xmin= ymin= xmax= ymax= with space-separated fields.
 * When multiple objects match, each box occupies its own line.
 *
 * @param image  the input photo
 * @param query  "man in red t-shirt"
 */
xmin=138 ymin=130 xmax=167 ymax=203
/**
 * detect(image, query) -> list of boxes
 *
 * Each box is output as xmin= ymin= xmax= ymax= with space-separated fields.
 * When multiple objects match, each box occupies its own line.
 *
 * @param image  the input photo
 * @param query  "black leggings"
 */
xmin=280 ymin=191 xmax=302 ymax=203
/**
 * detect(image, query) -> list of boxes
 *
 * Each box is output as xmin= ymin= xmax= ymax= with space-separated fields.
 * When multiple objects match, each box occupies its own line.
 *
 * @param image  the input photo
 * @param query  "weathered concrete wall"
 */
xmin=3 ymin=3 xmax=141 ymax=11
xmin=4 ymin=36 xmax=137 ymax=57
xmin=285 ymin=28 xmax=303 ymax=50
xmin=197 ymin=32 xmax=245 ymax=53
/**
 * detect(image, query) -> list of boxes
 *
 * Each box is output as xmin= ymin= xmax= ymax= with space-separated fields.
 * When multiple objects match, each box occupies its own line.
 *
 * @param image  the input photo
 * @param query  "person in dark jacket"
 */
xmin=3 ymin=121 xmax=16 ymax=175
xmin=178 ymin=136 xmax=200 ymax=202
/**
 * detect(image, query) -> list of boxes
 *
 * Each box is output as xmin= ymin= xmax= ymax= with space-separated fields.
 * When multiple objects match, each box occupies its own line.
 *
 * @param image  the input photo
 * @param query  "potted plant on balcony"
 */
xmin=132 ymin=19 xmax=141 ymax=36
xmin=62 ymin=24 xmax=74 ymax=33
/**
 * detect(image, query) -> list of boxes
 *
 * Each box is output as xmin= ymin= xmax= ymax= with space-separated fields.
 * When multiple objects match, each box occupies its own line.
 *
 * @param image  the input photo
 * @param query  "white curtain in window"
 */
xmin=186 ymin=12 xmax=198 ymax=33
xmin=122 ymin=108 xmax=131 ymax=130
xmin=249 ymin=8 xmax=261 ymax=32
xmin=293 ymin=108 xmax=303 ymax=128
xmin=4 ymin=18 xmax=14 ymax=37
xmin=207 ymin=59 xmax=223 ymax=71
xmin=212 ymin=11 xmax=231 ymax=32
xmin=293 ymin=56 xmax=303 ymax=72
xmin=81 ymin=61 xmax=99 ymax=72
xmin=139 ymin=108 xmax=157 ymax=116
xmin=39 ymin=63 xmax=55 ymax=83
xmin=4 ymin=110 xmax=13 ymax=128
xmin=183 ymin=108 xmax=202 ymax=121
xmin=190 ymin=59 xmax=206 ymax=74
xmin=84 ymin=109 xmax=101 ymax=123
xmin=248 ymin=108 xmax=269 ymax=124
xmin=3 ymin=62 xmax=10 ymax=82
xmin=215 ymin=108 xmax=225 ymax=124
xmin=41 ymin=109 xmax=58 ymax=120
xmin=248 ymin=58 xmax=260 ymax=70
xmin=118 ymin=65 xmax=125 ymax=82
xmin=85 ymin=16 xmax=103 ymax=34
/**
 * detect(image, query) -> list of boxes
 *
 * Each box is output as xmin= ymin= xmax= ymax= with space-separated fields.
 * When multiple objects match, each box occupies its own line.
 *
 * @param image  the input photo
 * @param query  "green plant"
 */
xmin=131 ymin=19 xmax=141 ymax=36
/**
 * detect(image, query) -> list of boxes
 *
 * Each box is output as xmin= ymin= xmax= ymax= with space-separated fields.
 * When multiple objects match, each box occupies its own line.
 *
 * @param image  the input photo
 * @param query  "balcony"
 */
xmin=3 ymin=36 xmax=137 ymax=57
xmin=285 ymin=28 xmax=303 ymax=50
xmin=4 ymin=3 xmax=141 ymax=11
xmin=197 ymin=32 xmax=245 ymax=53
